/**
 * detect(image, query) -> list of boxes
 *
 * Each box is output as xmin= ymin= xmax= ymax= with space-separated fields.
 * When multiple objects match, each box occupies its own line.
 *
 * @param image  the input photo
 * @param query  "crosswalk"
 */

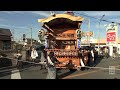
xmin=11 ymin=69 xmax=21 ymax=79
xmin=9 ymin=66 xmax=47 ymax=79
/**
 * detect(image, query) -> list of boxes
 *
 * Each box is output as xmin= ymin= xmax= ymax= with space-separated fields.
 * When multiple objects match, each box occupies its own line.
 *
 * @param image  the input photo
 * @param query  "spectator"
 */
xmin=31 ymin=47 xmax=38 ymax=62
xmin=93 ymin=49 xmax=98 ymax=65
xmin=14 ymin=49 xmax=22 ymax=68
xmin=112 ymin=47 xmax=116 ymax=59
xmin=26 ymin=46 xmax=32 ymax=61
xmin=104 ymin=47 xmax=109 ymax=58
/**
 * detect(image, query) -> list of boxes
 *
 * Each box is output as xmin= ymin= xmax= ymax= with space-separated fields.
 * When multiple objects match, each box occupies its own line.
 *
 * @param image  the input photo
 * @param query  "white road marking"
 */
xmin=11 ymin=69 xmax=21 ymax=79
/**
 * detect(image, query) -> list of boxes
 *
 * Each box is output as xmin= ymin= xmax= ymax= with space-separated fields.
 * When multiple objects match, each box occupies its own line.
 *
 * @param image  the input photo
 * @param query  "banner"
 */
xmin=77 ymin=39 xmax=81 ymax=48
xmin=107 ymin=32 xmax=116 ymax=42
xmin=45 ymin=39 xmax=49 ymax=48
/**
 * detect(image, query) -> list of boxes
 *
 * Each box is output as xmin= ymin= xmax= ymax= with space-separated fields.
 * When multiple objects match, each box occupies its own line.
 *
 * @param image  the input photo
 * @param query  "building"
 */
xmin=81 ymin=37 xmax=120 ymax=55
xmin=20 ymin=38 xmax=40 ymax=48
xmin=0 ymin=28 xmax=12 ymax=50
xmin=81 ymin=38 xmax=120 ymax=46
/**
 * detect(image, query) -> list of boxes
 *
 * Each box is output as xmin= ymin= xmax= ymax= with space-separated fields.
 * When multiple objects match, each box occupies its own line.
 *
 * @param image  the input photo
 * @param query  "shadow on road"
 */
xmin=0 ymin=62 xmax=40 ymax=78
xmin=57 ymin=70 xmax=76 ymax=79
xmin=93 ymin=55 xmax=104 ymax=67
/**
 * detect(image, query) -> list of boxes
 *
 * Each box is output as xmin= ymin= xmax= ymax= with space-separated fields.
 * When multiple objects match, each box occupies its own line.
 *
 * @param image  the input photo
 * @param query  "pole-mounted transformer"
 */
xmin=23 ymin=34 xmax=26 ymax=41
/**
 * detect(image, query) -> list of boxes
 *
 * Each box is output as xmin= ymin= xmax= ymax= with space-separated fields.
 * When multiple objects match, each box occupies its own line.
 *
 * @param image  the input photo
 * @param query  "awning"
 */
xmin=38 ymin=14 xmax=84 ymax=23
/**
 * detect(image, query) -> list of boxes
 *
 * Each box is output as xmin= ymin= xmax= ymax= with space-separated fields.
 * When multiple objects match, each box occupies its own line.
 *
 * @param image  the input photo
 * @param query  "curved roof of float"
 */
xmin=38 ymin=14 xmax=84 ymax=23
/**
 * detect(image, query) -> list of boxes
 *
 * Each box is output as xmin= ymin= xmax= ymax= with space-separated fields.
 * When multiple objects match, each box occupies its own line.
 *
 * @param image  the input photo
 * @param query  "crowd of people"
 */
xmin=14 ymin=46 xmax=60 ymax=79
xmin=13 ymin=45 xmax=117 ymax=79
xmin=13 ymin=45 xmax=98 ymax=79
xmin=79 ymin=46 xmax=98 ymax=70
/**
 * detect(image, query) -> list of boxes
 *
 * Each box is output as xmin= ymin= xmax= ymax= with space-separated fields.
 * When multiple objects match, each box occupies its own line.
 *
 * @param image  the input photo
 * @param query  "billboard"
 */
xmin=86 ymin=31 xmax=94 ymax=37
xmin=106 ymin=23 xmax=118 ymax=46
xmin=107 ymin=32 xmax=116 ymax=42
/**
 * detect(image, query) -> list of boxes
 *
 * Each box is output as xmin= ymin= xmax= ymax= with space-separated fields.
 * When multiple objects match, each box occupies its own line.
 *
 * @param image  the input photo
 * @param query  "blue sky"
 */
xmin=0 ymin=11 xmax=120 ymax=42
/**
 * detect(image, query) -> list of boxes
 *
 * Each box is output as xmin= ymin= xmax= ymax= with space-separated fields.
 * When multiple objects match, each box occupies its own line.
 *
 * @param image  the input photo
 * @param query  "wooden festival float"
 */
xmin=38 ymin=11 xmax=88 ymax=71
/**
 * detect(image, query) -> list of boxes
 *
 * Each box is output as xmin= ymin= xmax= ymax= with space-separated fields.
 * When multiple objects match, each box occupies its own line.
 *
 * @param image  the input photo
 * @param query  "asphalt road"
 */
xmin=0 ymin=57 xmax=120 ymax=79
xmin=0 ymin=66 xmax=120 ymax=79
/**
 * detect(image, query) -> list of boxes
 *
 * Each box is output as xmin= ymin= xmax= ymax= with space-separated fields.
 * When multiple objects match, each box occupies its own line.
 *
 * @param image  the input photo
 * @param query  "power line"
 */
xmin=74 ymin=12 xmax=120 ymax=25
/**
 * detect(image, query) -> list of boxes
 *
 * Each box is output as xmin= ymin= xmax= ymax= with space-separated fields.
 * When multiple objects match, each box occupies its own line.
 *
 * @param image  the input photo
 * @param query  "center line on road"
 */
xmin=11 ymin=69 xmax=21 ymax=79
xmin=62 ymin=65 xmax=120 ymax=79
xmin=62 ymin=70 xmax=99 ymax=79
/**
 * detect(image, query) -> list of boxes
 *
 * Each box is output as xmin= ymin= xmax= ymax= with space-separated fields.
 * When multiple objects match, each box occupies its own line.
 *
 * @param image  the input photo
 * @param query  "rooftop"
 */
xmin=0 ymin=28 xmax=12 ymax=36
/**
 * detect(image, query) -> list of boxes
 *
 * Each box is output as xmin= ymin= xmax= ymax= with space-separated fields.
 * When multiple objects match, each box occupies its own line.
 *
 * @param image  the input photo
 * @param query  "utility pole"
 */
xmin=12 ymin=29 xmax=14 ymax=41
xmin=88 ymin=19 xmax=90 ymax=46
xmin=12 ymin=29 xmax=15 ymax=50
xmin=98 ymin=14 xmax=105 ymax=55
xmin=86 ymin=19 xmax=90 ymax=46
xmin=116 ymin=23 xmax=118 ymax=54
xmin=30 ymin=27 xmax=33 ymax=46
xmin=115 ymin=17 xmax=118 ymax=54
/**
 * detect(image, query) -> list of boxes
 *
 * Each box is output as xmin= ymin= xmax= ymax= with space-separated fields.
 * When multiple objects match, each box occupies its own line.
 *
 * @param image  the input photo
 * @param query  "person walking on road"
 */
xmin=46 ymin=51 xmax=61 ymax=79
xmin=88 ymin=47 xmax=94 ymax=67
xmin=40 ymin=46 xmax=47 ymax=70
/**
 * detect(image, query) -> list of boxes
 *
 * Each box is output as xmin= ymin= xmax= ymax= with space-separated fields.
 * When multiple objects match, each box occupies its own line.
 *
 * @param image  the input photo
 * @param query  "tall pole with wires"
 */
xmin=12 ymin=29 xmax=15 ymax=50
xmin=85 ymin=18 xmax=90 ymax=46
xmin=30 ymin=27 xmax=33 ymax=46
xmin=88 ymin=19 xmax=90 ymax=46
xmin=12 ymin=29 xmax=14 ymax=42
xmin=98 ymin=14 xmax=105 ymax=55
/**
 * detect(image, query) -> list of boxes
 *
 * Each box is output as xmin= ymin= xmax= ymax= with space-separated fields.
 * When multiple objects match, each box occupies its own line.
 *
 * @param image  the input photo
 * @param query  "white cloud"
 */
xmin=0 ymin=24 xmax=11 ymax=27
xmin=0 ymin=11 xmax=50 ymax=17
xmin=0 ymin=18 xmax=7 ymax=21
xmin=29 ymin=11 xmax=50 ymax=17
xmin=2 ymin=11 xmax=120 ymax=18
xmin=76 ymin=11 xmax=120 ymax=18
xmin=105 ymin=17 xmax=120 ymax=23
xmin=0 ymin=24 xmax=28 ymax=29
xmin=0 ymin=24 xmax=40 ymax=34
xmin=0 ymin=11 xmax=12 ymax=14
xmin=13 ymin=11 xmax=25 ymax=14
xmin=0 ymin=11 xmax=24 ymax=14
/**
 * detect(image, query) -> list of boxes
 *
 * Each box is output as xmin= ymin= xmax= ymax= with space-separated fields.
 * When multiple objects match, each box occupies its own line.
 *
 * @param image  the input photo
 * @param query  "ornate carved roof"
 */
xmin=38 ymin=14 xmax=84 ymax=23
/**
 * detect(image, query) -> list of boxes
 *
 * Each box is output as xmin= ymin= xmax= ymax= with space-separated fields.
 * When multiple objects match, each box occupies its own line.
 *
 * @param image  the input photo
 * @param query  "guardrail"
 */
xmin=0 ymin=50 xmax=14 ymax=53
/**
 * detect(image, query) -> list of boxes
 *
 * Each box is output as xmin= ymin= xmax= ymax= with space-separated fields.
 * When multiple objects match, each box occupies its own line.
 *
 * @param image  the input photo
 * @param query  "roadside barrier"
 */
xmin=0 ymin=59 xmax=46 ymax=73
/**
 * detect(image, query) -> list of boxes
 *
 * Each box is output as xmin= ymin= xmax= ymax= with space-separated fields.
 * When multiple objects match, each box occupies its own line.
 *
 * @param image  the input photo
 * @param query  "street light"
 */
xmin=98 ymin=14 xmax=105 ymax=55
